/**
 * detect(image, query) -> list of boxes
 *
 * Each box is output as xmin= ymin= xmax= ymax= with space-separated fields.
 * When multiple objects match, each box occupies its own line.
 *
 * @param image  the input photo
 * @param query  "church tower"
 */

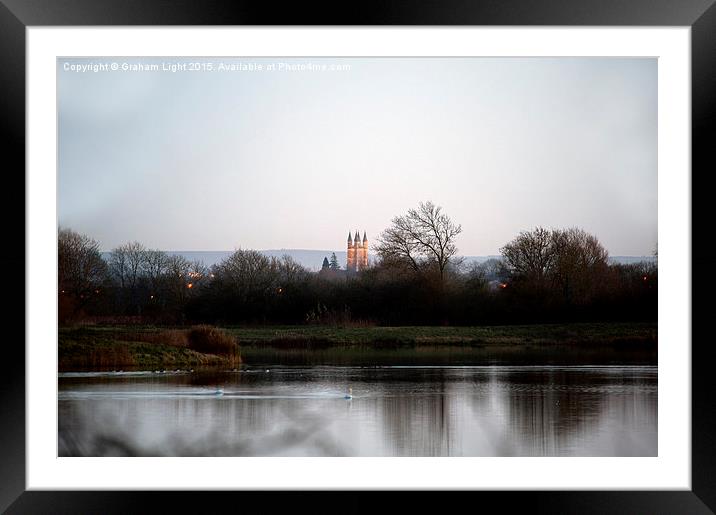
xmin=360 ymin=231 xmax=369 ymax=269
xmin=346 ymin=232 xmax=356 ymax=272
xmin=353 ymin=230 xmax=361 ymax=272
xmin=347 ymin=230 xmax=368 ymax=273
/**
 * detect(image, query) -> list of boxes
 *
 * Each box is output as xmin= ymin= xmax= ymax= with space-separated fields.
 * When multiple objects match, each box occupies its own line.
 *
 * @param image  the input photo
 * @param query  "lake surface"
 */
xmin=59 ymin=358 xmax=657 ymax=456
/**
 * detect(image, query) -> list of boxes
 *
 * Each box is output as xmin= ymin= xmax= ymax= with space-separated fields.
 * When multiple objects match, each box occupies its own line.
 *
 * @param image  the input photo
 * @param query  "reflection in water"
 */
xmin=59 ymin=365 xmax=657 ymax=456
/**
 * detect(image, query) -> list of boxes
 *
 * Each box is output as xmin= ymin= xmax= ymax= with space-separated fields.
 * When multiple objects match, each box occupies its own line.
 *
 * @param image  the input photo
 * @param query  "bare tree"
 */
xmin=165 ymin=254 xmax=192 ymax=303
xmin=188 ymin=259 xmax=209 ymax=283
xmin=142 ymin=249 xmax=169 ymax=293
xmin=107 ymin=241 xmax=150 ymax=315
xmin=376 ymin=201 xmax=462 ymax=280
xmin=58 ymin=228 xmax=107 ymax=299
xmin=501 ymin=226 xmax=609 ymax=304
xmin=107 ymin=245 xmax=128 ymax=288
xmin=213 ymin=249 xmax=278 ymax=301
xmin=58 ymin=228 xmax=108 ymax=322
xmin=109 ymin=241 xmax=147 ymax=290
xmin=550 ymin=227 xmax=609 ymax=304
xmin=500 ymin=226 xmax=556 ymax=286
xmin=274 ymin=255 xmax=309 ymax=284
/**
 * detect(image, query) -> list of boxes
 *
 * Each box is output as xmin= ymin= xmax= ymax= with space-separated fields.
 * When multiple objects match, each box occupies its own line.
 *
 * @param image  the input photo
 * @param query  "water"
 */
xmin=58 ymin=360 xmax=657 ymax=456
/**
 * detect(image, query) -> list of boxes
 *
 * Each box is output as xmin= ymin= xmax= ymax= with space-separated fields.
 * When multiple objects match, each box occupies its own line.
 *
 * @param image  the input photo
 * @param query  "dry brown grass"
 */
xmin=59 ymin=325 xmax=243 ymax=371
xmin=115 ymin=326 xmax=240 ymax=355
xmin=187 ymin=325 xmax=239 ymax=356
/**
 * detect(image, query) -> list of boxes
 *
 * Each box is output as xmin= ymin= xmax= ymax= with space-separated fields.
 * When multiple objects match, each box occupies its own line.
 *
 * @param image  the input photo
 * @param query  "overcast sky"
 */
xmin=58 ymin=57 xmax=657 ymax=255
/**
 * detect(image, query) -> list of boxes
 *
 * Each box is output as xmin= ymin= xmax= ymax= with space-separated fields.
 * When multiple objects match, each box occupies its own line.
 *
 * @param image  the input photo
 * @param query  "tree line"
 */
xmin=58 ymin=202 xmax=656 ymax=325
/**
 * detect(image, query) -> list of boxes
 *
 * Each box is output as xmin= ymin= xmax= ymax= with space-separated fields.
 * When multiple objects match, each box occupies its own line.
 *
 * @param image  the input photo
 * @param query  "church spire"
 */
xmin=347 ymin=230 xmax=356 ymax=271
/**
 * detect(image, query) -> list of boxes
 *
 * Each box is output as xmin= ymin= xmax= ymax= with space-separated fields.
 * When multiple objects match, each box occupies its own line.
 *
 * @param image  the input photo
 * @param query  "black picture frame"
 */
xmin=1 ymin=1 xmax=713 ymax=513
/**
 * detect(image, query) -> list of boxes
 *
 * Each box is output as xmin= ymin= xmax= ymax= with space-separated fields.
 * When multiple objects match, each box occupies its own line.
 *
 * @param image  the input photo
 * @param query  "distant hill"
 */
xmin=462 ymin=255 xmax=657 ymax=267
xmin=102 ymin=250 xmax=656 ymax=272
xmin=101 ymin=250 xmax=347 ymax=271
xmin=607 ymin=256 xmax=658 ymax=265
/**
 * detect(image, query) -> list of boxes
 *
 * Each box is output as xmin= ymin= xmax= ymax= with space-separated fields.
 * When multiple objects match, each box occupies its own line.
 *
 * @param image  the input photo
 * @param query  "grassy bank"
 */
xmin=59 ymin=322 xmax=656 ymax=371
xmin=59 ymin=325 xmax=240 ymax=371
xmin=225 ymin=322 xmax=657 ymax=348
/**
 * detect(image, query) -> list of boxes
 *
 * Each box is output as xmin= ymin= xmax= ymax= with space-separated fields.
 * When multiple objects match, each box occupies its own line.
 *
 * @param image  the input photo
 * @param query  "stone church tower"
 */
xmin=359 ymin=231 xmax=368 ymax=269
xmin=347 ymin=232 xmax=356 ymax=271
xmin=347 ymin=230 xmax=368 ymax=272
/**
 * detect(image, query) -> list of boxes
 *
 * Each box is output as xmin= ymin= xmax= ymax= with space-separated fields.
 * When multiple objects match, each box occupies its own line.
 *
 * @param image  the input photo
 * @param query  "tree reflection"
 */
xmin=58 ymin=366 xmax=657 ymax=457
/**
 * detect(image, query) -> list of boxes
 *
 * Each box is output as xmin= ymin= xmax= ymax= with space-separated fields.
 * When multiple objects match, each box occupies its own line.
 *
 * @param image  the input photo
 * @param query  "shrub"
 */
xmin=187 ymin=325 xmax=238 ymax=356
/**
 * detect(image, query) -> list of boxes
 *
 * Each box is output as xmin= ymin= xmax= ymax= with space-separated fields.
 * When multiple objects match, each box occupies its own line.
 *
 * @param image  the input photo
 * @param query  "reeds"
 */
xmin=187 ymin=325 xmax=239 ymax=356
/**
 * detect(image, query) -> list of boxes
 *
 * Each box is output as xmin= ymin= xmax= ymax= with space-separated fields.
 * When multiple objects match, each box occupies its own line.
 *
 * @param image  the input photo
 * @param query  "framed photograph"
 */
xmin=3 ymin=0 xmax=713 ymax=512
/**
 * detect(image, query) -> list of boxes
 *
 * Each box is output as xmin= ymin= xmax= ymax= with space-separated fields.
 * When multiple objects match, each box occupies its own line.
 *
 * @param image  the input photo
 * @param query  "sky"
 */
xmin=58 ymin=57 xmax=657 ymax=255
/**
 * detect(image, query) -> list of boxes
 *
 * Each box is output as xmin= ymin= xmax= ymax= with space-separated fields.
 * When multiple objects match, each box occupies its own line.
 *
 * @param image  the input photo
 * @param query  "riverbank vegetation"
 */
xmin=59 ymin=325 xmax=240 ymax=370
xmin=61 ymin=322 xmax=657 ymax=348
xmin=58 ymin=321 xmax=657 ymax=371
